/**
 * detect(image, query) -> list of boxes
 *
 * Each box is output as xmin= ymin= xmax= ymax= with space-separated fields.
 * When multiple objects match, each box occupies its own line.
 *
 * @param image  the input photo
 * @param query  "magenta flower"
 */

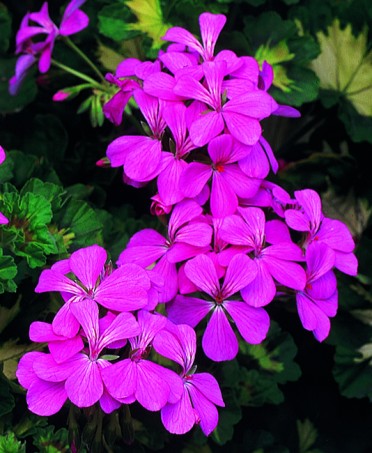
xmin=9 ymin=0 xmax=89 ymax=95
xmin=173 ymin=60 xmax=278 ymax=146
xmin=103 ymin=75 xmax=139 ymax=126
xmin=167 ymin=253 xmax=270 ymax=362
xmin=102 ymin=310 xmax=184 ymax=411
xmin=35 ymin=244 xmax=151 ymax=336
xmin=17 ymin=300 xmax=140 ymax=415
xmin=106 ymin=90 xmax=168 ymax=182
xmin=118 ymin=200 xmax=212 ymax=302
xmin=220 ymin=207 xmax=306 ymax=307
xmin=180 ymin=134 xmax=261 ymax=218
xmin=156 ymin=102 xmax=197 ymax=206
xmin=162 ymin=12 xmax=227 ymax=62
xmin=284 ymin=189 xmax=358 ymax=276
xmin=296 ymin=243 xmax=338 ymax=342
xmin=153 ymin=322 xmax=225 ymax=435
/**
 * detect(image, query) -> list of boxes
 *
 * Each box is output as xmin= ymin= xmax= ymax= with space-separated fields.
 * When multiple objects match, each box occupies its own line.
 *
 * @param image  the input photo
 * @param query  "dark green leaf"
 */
xmin=98 ymin=4 xmax=141 ymax=41
xmin=0 ymin=3 xmax=11 ymax=53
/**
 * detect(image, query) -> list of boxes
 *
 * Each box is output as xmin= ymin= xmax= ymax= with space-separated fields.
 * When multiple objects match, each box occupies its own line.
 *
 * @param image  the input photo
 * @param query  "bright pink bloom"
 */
xmin=118 ymin=200 xmax=212 ymax=302
xmin=17 ymin=300 xmax=140 ymax=415
xmin=173 ymin=60 xmax=277 ymax=146
xmin=220 ymin=207 xmax=306 ymax=307
xmin=35 ymin=244 xmax=151 ymax=336
xmin=167 ymin=254 xmax=270 ymax=361
xmin=102 ymin=310 xmax=184 ymax=411
xmin=284 ymin=189 xmax=358 ymax=276
xmin=154 ymin=322 xmax=225 ymax=435
xmin=106 ymin=90 xmax=168 ymax=182
xmin=296 ymin=243 xmax=338 ymax=342
xmin=0 ymin=146 xmax=9 ymax=224
xmin=9 ymin=0 xmax=89 ymax=94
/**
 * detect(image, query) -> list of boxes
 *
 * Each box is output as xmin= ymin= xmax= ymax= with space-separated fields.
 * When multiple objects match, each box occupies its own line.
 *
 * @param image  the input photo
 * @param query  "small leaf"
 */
xmin=0 ymin=432 xmax=25 ymax=453
xmin=297 ymin=419 xmax=318 ymax=453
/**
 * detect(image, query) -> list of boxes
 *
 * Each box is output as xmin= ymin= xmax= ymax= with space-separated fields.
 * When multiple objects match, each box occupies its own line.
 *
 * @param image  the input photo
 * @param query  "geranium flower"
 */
xmin=153 ymin=322 xmax=225 ymax=435
xmin=167 ymin=253 xmax=269 ymax=362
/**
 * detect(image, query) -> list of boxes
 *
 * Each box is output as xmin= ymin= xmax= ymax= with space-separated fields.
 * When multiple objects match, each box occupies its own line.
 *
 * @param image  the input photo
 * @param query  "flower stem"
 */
xmin=51 ymin=59 xmax=103 ymax=89
xmin=63 ymin=36 xmax=107 ymax=83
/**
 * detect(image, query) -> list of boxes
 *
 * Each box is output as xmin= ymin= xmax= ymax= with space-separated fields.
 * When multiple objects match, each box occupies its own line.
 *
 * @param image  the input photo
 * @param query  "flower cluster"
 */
xmin=17 ymin=245 xmax=224 ymax=435
xmin=9 ymin=0 xmax=89 ymax=95
xmin=16 ymin=10 xmax=358 ymax=439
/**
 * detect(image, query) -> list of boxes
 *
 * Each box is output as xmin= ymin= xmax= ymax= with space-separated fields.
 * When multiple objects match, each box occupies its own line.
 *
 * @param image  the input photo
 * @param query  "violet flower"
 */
xmin=9 ymin=0 xmax=89 ymax=95
xmin=101 ymin=310 xmax=184 ymax=411
xmin=284 ymin=189 xmax=358 ymax=276
xmin=219 ymin=207 xmax=306 ymax=307
xmin=173 ymin=60 xmax=278 ymax=147
xmin=153 ymin=322 xmax=225 ymax=435
xmin=167 ymin=253 xmax=270 ymax=362
xmin=296 ymin=242 xmax=338 ymax=342
xmin=118 ymin=200 xmax=212 ymax=302
xmin=35 ymin=244 xmax=151 ymax=337
xmin=17 ymin=300 xmax=140 ymax=415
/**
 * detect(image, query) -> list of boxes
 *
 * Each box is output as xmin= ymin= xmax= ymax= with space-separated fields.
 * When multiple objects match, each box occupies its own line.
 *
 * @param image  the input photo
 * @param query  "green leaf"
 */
xmin=98 ymin=4 xmax=141 ymax=41
xmin=0 ymin=58 xmax=37 ymax=114
xmin=26 ymin=115 xmax=68 ymax=165
xmin=32 ymin=426 xmax=69 ymax=453
xmin=0 ymin=3 xmax=11 ymax=53
xmin=211 ymin=390 xmax=242 ymax=445
xmin=297 ymin=419 xmax=319 ymax=453
xmin=0 ymin=432 xmax=25 ymax=453
xmin=0 ymin=249 xmax=17 ymax=294
xmin=0 ymin=370 xmax=15 ymax=417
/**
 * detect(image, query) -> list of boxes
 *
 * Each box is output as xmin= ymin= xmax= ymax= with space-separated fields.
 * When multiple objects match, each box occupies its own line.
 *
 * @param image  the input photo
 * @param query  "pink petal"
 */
xmin=95 ymin=264 xmax=150 ymax=311
xmin=222 ymin=254 xmax=257 ymax=297
xmin=101 ymin=359 xmax=137 ymax=399
xmin=144 ymin=72 xmax=184 ymax=101
xmin=222 ymin=165 xmax=261 ymax=198
xmin=48 ymin=335 xmax=84 ymax=363
xmin=186 ymin=382 xmax=219 ymax=435
xmin=189 ymin=110 xmax=224 ymax=147
xmin=33 ymin=353 xmax=82 ymax=382
xmin=184 ymin=254 xmax=220 ymax=297
xmin=154 ymin=255 xmax=179 ymax=302
xmin=180 ymin=162 xmax=211 ymax=199
xmin=199 ymin=12 xmax=226 ymax=60
xmin=52 ymin=299 xmax=81 ymax=338
xmin=263 ymin=255 xmax=306 ymax=290
xmin=98 ymin=312 xmax=140 ymax=350
xmin=157 ymin=156 xmax=188 ymax=205
xmin=240 ymin=261 xmax=276 ymax=307
xmin=202 ymin=307 xmax=238 ymax=361
xmin=334 ymin=251 xmax=358 ymax=276
xmin=222 ymin=111 xmax=261 ymax=145
xmin=224 ymin=301 xmax=270 ymax=344
xmin=167 ymin=295 xmax=213 ymax=327
xmin=16 ymin=352 xmax=44 ymax=389
xmin=99 ymin=390 xmax=121 ymax=414
xmin=136 ymin=361 xmax=170 ymax=411
xmin=318 ymin=218 xmax=355 ymax=253
xmin=211 ymin=172 xmax=238 ymax=218
xmin=27 ymin=379 xmax=67 ymax=416
xmin=162 ymin=27 xmax=204 ymax=56
xmin=161 ymin=389 xmax=196 ymax=434
xmin=65 ymin=356 xmax=104 ymax=407
xmin=190 ymin=373 xmax=224 ymax=406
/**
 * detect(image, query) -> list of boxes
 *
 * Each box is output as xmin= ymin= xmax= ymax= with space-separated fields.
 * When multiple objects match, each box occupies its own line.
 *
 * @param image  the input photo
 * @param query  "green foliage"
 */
xmin=0 ymin=432 xmax=26 ymax=453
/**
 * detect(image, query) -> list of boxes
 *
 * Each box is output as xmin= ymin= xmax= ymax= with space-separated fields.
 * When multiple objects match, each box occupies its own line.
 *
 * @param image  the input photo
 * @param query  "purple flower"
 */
xmin=9 ymin=0 xmax=89 ymax=95
xmin=103 ymin=75 xmax=139 ymax=126
xmin=106 ymin=90 xmax=168 ymax=182
xmin=17 ymin=300 xmax=140 ymax=415
xmin=167 ymin=253 xmax=270 ymax=362
xmin=118 ymin=200 xmax=212 ymax=302
xmin=296 ymin=243 xmax=338 ymax=342
xmin=173 ymin=60 xmax=277 ymax=147
xmin=162 ymin=12 xmax=227 ymax=62
xmin=35 ymin=244 xmax=151 ymax=336
xmin=284 ymin=189 xmax=358 ymax=276
xmin=102 ymin=310 xmax=184 ymax=411
xmin=153 ymin=322 xmax=225 ymax=435
xmin=180 ymin=134 xmax=261 ymax=217
xmin=219 ymin=207 xmax=306 ymax=307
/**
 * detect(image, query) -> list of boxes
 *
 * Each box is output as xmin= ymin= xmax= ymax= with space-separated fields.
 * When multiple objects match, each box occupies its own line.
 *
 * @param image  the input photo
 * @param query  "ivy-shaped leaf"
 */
xmin=0 ymin=249 xmax=17 ymax=294
xmin=243 ymin=12 xmax=320 ymax=106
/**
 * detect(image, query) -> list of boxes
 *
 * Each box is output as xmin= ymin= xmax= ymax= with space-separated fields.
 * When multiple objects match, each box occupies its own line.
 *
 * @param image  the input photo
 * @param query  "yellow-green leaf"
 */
xmin=255 ymin=40 xmax=296 ymax=92
xmin=310 ymin=19 xmax=372 ymax=116
xmin=125 ymin=0 xmax=171 ymax=49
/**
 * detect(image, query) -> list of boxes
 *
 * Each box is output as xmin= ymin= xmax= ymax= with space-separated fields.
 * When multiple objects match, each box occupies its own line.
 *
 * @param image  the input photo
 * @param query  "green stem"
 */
xmin=63 ymin=36 xmax=106 ymax=83
xmin=51 ymin=59 xmax=103 ymax=89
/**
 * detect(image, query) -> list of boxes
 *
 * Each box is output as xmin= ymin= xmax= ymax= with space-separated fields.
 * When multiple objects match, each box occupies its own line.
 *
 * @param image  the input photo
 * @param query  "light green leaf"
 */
xmin=311 ymin=19 xmax=372 ymax=117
